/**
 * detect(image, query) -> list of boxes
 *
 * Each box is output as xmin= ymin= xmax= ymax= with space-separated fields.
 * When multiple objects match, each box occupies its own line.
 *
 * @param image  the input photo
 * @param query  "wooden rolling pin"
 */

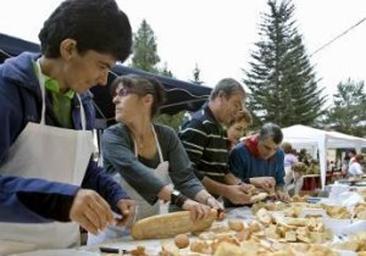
xmin=131 ymin=209 xmax=218 ymax=240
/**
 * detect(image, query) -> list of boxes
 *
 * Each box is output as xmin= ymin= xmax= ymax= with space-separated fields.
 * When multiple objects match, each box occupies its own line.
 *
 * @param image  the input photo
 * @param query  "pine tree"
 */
xmin=158 ymin=62 xmax=174 ymax=78
xmin=244 ymin=0 xmax=326 ymax=127
xmin=131 ymin=19 xmax=160 ymax=73
xmin=131 ymin=19 xmax=184 ymax=129
xmin=191 ymin=63 xmax=204 ymax=85
xmin=325 ymin=79 xmax=366 ymax=136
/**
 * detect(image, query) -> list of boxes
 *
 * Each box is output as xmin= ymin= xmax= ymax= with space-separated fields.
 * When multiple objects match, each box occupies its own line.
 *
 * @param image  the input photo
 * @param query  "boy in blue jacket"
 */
xmin=0 ymin=0 xmax=135 ymax=249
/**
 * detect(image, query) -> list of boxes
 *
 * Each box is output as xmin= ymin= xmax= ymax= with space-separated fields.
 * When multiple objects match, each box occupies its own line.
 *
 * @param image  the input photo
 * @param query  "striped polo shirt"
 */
xmin=178 ymin=104 xmax=229 ymax=182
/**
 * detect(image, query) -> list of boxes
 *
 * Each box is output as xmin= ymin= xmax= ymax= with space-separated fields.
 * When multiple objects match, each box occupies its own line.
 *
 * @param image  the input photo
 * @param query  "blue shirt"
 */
xmin=229 ymin=143 xmax=285 ymax=187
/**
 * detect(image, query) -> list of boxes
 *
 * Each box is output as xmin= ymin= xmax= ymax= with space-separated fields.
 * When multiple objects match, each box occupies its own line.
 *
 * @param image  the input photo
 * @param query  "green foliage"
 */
xmin=158 ymin=62 xmax=174 ymax=78
xmin=155 ymin=111 xmax=186 ymax=132
xmin=131 ymin=19 xmax=160 ymax=72
xmin=324 ymin=79 xmax=366 ymax=136
xmin=130 ymin=19 xmax=181 ymax=129
xmin=244 ymin=0 xmax=326 ymax=128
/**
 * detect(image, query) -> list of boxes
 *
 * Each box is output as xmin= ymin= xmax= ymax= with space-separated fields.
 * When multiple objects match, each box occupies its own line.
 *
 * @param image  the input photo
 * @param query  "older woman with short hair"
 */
xmin=227 ymin=109 xmax=252 ymax=150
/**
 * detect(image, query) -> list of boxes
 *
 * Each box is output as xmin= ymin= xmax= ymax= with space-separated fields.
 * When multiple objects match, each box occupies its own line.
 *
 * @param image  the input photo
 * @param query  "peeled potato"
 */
xmin=228 ymin=219 xmax=244 ymax=232
xmin=250 ymin=192 xmax=268 ymax=203
xmin=174 ymin=233 xmax=190 ymax=249
xmin=256 ymin=208 xmax=272 ymax=225
xmin=190 ymin=240 xmax=211 ymax=254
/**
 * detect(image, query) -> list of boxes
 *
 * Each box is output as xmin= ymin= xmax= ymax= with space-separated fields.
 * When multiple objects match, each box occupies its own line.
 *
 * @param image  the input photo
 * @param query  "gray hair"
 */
xmin=259 ymin=123 xmax=283 ymax=144
xmin=209 ymin=78 xmax=245 ymax=101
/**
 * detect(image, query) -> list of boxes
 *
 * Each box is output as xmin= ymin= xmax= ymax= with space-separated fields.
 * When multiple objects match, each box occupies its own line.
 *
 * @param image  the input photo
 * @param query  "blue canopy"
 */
xmin=0 ymin=33 xmax=211 ymax=122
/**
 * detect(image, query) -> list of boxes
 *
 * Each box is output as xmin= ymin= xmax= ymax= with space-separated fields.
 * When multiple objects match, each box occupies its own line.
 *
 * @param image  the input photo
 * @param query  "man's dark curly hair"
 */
xmin=39 ymin=0 xmax=132 ymax=62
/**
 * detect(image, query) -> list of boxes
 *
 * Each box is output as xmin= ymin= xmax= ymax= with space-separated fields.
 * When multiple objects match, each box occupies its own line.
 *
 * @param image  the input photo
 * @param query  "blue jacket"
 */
xmin=229 ymin=143 xmax=285 ymax=187
xmin=0 ymin=52 xmax=128 ymax=223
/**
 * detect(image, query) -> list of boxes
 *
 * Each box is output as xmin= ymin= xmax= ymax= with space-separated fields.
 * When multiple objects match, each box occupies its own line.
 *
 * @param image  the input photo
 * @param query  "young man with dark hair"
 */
xmin=229 ymin=123 xmax=289 ymax=201
xmin=0 ymin=0 xmax=135 ymax=251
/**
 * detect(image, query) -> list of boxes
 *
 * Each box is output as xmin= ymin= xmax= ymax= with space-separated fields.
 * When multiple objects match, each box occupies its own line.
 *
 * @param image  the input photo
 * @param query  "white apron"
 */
xmin=87 ymin=125 xmax=171 ymax=245
xmin=0 ymin=60 xmax=95 ymax=254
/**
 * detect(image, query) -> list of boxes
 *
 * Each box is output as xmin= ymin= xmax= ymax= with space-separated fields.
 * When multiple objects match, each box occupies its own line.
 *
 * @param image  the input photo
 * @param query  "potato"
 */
xmin=228 ymin=219 xmax=244 ymax=232
xmin=190 ymin=240 xmax=211 ymax=254
xmin=250 ymin=192 xmax=268 ymax=203
xmin=256 ymin=208 xmax=272 ymax=225
xmin=174 ymin=233 xmax=190 ymax=249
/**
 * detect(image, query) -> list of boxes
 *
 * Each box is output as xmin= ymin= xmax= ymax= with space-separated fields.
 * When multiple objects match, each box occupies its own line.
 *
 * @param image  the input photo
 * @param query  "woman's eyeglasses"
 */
xmin=114 ymin=87 xmax=134 ymax=97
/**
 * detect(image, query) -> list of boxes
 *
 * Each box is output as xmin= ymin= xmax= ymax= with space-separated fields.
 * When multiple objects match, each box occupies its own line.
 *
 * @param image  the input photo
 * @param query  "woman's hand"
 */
xmin=157 ymin=185 xmax=173 ymax=202
xmin=182 ymin=199 xmax=211 ymax=221
xmin=115 ymin=198 xmax=136 ymax=227
xmin=206 ymin=196 xmax=223 ymax=210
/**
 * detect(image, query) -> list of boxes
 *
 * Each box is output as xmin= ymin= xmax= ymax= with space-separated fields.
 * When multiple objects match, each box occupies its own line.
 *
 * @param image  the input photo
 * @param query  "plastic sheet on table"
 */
xmin=225 ymin=206 xmax=254 ymax=220
xmin=10 ymin=249 xmax=99 ymax=256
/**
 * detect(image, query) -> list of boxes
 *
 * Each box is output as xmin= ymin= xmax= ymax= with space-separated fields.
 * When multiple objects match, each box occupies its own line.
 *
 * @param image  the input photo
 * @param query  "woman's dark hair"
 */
xmin=111 ymin=75 xmax=166 ymax=118
xmin=39 ymin=0 xmax=132 ymax=61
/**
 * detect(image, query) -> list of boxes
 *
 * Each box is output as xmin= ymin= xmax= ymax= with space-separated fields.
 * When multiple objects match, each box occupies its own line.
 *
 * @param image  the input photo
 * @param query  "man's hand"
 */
xmin=238 ymin=183 xmax=256 ymax=195
xmin=182 ymin=199 xmax=212 ymax=221
xmin=224 ymin=185 xmax=251 ymax=205
xmin=249 ymin=177 xmax=276 ymax=193
xmin=69 ymin=189 xmax=114 ymax=235
xmin=115 ymin=198 xmax=136 ymax=227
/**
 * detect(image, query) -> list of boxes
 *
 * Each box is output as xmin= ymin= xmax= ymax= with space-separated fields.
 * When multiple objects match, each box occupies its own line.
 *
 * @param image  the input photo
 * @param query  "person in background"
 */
xmin=229 ymin=123 xmax=289 ymax=201
xmin=282 ymin=142 xmax=298 ymax=184
xmin=227 ymin=109 xmax=252 ymax=150
xmin=91 ymin=75 xmax=223 ymax=243
xmin=0 ymin=0 xmax=135 ymax=251
xmin=282 ymin=142 xmax=298 ymax=169
xmin=179 ymin=78 xmax=253 ymax=205
xmin=348 ymin=154 xmax=364 ymax=177
xmin=341 ymin=154 xmax=351 ymax=176
xmin=298 ymin=149 xmax=311 ymax=166
xmin=348 ymin=149 xmax=357 ymax=164
xmin=285 ymin=162 xmax=307 ymax=196
xmin=308 ymin=159 xmax=320 ymax=174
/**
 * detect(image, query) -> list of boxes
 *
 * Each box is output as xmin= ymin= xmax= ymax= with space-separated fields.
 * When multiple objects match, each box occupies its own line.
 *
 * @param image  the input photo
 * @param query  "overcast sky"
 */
xmin=1 ymin=0 xmax=365 ymax=105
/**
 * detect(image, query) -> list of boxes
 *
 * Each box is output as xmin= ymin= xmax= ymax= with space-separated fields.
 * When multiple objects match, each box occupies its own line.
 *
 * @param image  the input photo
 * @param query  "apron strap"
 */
xmin=151 ymin=124 xmax=164 ymax=164
xmin=35 ymin=59 xmax=46 ymax=125
xmin=76 ymin=94 xmax=87 ymax=131
xmin=132 ymin=124 xmax=164 ymax=164
xmin=35 ymin=58 xmax=87 ymax=130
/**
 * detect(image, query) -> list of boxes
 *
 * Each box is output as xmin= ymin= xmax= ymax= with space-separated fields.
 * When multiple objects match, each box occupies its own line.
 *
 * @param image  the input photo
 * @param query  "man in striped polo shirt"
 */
xmin=179 ymin=78 xmax=253 ymax=205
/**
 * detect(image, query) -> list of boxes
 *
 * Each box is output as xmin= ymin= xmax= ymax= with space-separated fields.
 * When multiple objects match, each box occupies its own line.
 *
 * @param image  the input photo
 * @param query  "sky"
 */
xmin=1 ymin=0 xmax=365 ymax=106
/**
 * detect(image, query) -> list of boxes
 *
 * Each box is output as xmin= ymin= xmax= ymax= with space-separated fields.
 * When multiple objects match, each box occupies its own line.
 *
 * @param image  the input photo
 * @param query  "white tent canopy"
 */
xmin=281 ymin=125 xmax=366 ymax=189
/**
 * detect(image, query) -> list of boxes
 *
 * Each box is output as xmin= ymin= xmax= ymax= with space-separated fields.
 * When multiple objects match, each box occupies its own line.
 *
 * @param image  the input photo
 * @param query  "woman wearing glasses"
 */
xmin=89 ymin=75 xmax=222 ymax=244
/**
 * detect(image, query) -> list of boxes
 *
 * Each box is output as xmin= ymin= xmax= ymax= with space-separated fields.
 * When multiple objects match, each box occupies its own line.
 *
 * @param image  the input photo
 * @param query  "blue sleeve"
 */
xmin=81 ymin=160 xmax=129 ymax=213
xmin=275 ymin=151 xmax=286 ymax=187
xmin=0 ymin=175 xmax=79 ymax=223
xmin=228 ymin=146 xmax=246 ymax=180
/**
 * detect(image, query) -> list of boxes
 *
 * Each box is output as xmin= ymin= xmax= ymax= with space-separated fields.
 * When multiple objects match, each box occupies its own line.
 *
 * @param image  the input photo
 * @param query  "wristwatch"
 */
xmin=170 ymin=190 xmax=181 ymax=202
xmin=243 ymin=178 xmax=251 ymax=184
xmin=171 ymin=190 xmax=188 ymax=208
